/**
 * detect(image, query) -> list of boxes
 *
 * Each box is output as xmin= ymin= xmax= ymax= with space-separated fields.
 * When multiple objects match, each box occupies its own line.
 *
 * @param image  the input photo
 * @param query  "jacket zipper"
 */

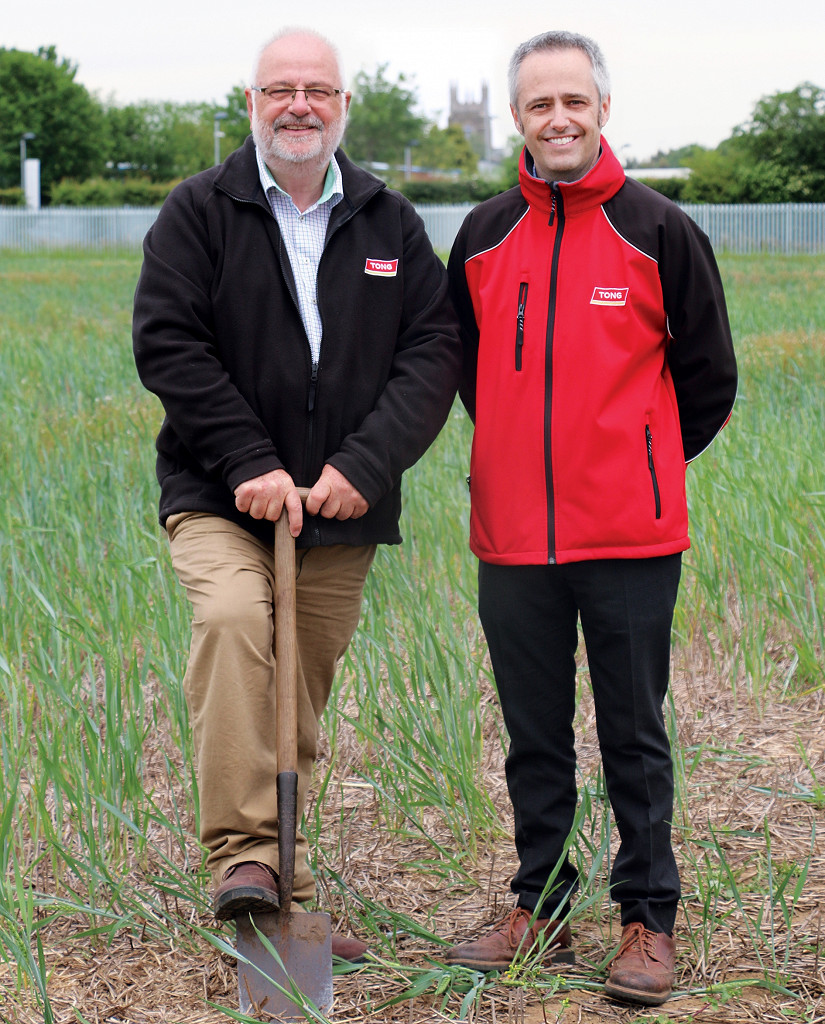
xmin=646 ymin=424 xmax=662 ymax=519
xmin=221 ymin=177 xmax=385 ymax=550
xmin=545 ymin=189 xmax=564 ymax=564
xmin=305 ymin=364 xmax=321 ymax=544
xmin=548 ymin=193 xmax=557 ymax=227
xmin=302 ymin=192 xmax=379 ymax=543
xmin=515 ymin=282 xmax=528 ymax=371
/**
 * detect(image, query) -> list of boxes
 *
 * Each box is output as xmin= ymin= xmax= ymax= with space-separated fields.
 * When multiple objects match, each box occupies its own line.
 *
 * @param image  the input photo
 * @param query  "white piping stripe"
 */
xmin=599 ymin=205 xmax=658 ymax=263
xmin=685 ymin=388 xmax=739 ymax=465
xmin=461 ymin=197 xmax=735 ymax=468
xmin=598 ymin=205 xmax=737 ymax=464
xmin=464 ymin=208 xmax=531 ymax=264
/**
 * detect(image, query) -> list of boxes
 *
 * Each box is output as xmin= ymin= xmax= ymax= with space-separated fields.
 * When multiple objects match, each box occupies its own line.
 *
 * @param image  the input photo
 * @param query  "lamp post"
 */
xmin=404 ymin=139 xmax=419 ymax=182
xmin=20 ymin=132 xmax=36 ymax=191
xmin=213 ymin=112 xmax=228 ymax=166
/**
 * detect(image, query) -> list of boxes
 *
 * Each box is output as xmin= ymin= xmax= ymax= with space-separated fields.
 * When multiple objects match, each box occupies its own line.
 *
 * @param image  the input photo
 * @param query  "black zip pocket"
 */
xmin=515 ymin=282 xmax=528 ymax=370
xmin=645 ymin=424 xmax=662 ymax=519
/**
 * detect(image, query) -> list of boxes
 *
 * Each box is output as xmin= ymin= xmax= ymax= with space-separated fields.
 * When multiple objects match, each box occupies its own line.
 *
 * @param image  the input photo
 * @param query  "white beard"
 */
xmin=251 ymin=105 xmax=346 ymax=169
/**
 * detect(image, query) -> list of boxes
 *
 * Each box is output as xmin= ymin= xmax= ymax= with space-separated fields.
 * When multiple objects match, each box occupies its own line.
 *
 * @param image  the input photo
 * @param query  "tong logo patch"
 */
xmin=590 ymin=286 xmax=629 ymax=306
xmin=365 ymin=258 xmax=399 ymax=277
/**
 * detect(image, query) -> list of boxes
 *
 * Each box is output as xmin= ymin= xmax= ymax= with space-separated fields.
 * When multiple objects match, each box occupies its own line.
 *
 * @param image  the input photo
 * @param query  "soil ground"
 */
xmin=2 ymin=651 xmax=824 ymax=1024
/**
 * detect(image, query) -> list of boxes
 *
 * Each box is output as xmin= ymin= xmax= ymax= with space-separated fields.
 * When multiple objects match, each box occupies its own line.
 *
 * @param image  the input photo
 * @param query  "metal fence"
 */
xmin=679 ymin=203 xmax=825 ymax=255
xmin=2 ymin=203 xmax=825 ymax=255
xmin=0 ymin=208 xmax=158 ymax=251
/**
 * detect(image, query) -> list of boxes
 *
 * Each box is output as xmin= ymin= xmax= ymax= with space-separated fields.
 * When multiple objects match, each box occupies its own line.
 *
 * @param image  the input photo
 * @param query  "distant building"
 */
xmin=449 ymin=82 xmax=498 ymax=164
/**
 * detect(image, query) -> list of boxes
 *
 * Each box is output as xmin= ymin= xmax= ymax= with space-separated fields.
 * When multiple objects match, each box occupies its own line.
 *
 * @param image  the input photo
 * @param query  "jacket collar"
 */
xmin=214 ymin=134 xmax=386 ymax=214
xmin=518 ymin=135 xmax=625 ymax=217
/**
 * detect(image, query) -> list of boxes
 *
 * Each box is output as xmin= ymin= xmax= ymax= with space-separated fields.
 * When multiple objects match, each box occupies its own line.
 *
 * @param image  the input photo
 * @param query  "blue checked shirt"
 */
xmin=255 ymin=147 xmax=344 ymax=366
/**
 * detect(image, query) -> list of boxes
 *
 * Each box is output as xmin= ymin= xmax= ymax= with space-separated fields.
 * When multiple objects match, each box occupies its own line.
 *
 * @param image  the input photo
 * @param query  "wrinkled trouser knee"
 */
xmin=167 ymin=512 xmax=374 ymax=903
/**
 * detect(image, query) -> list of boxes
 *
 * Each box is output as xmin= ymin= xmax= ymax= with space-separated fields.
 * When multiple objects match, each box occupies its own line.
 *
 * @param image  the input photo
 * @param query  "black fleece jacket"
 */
xmin=133 ymin=137 xmax=461 ymax=548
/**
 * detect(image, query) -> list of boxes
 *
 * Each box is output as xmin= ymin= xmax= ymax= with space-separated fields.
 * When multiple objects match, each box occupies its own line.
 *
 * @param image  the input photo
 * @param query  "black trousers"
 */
xmin=478 ymin=554 xmax=682 ymax=934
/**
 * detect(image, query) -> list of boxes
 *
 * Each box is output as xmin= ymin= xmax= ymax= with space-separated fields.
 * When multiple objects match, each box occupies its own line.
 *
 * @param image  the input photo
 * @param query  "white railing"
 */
xmin=679 ymin=203 xmax=825 ymax=254
xmin=413 ymin=204 xmax=474 ymax=252
xmin=1 ymin=204 xmax=824 ymax=254
xmin=0 ymin=208 xmax=158 ymax=251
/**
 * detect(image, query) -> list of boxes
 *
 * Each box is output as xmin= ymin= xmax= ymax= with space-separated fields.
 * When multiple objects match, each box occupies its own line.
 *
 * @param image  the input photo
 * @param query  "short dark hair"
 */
xmin=508 ymin=31 xmax=611 ymax=108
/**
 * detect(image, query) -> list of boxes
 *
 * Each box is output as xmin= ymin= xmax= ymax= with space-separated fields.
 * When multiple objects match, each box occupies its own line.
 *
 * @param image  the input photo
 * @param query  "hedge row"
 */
xmin=397 ymin=179 xmax=510 ymax=204
xmin=1 ymin=174 xmax=685 ymax=209
xmin=0 ymin=188 xmax=24 ymax=207
xmin=49 ymin=178 xmax=182 ymax=207
xmin=48 ymin=176 xmax=509 ymax=207
xmin=633 ymin=177 xmax=687 ymax=202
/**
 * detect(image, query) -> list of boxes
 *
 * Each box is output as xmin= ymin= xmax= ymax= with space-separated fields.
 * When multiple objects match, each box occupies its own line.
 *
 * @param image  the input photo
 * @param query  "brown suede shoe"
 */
xmin=604 ymin=922 xmax=676 ymax=1006
xmin=213 ymin=861 xmax=280 ymax=921
xmin=445 ymin=907 xmax=575 ymax=972
xmin=331 ymin=933 xmax=369 ymax=963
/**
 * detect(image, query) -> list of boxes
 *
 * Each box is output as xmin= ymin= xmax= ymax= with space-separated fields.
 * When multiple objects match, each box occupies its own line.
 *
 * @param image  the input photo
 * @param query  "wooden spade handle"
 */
xmin=273 ymin=487 xmax=310 ymax=912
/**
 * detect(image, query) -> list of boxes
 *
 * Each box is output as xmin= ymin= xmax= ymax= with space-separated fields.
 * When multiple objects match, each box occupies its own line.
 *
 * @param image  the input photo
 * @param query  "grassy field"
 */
xmin=0 ymin=249 xmax=823 ymax=1023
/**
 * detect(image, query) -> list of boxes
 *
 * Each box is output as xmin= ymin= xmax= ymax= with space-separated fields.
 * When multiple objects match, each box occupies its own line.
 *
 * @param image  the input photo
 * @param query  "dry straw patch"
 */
xmin=2 ymin=651 xmax=824 ymax=1024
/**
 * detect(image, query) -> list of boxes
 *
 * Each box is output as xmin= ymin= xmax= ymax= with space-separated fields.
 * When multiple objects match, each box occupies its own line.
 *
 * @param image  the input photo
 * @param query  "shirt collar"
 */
xmin=255 ymin=145 xmax=343 ymax=211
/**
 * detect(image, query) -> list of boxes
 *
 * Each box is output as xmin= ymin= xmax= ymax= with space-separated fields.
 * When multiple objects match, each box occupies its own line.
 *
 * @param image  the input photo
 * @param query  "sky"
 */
xmin=4 ymin=0 xmax=824 ymax=163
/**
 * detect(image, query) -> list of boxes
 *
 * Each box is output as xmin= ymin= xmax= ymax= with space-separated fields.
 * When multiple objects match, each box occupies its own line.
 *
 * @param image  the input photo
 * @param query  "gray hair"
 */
xmin=250 ymin=27 xmax=346 ymax=89
xmin=508 ymin=31 xmax=611 ymax=108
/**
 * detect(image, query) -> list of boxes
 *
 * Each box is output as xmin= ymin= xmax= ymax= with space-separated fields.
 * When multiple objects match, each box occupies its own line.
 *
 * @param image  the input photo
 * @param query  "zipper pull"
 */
xmin=646 ymin=424 xmax=662 ymax=519
xmin=515 ymin=282 xmax=528 ymax=371
xmin=308 ymin=361 xmax=319 ymax=412
xmin=548 ymin=192 xmax=557 ymax=227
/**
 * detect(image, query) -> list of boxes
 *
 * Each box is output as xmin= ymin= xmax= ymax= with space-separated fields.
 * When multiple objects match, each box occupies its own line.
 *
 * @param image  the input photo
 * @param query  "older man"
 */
xmin=445 ymin=30 xmax=736 ymax=1005
xmin=133 ymin=27 xmax=461 ymax=960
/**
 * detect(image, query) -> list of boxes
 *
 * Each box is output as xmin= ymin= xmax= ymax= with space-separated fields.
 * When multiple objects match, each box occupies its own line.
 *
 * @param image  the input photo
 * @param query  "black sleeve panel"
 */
xmin=603 ymin=180 xmax=738 ymax=462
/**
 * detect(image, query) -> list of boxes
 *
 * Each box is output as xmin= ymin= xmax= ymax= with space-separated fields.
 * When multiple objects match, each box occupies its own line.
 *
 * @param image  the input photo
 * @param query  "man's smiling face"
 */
xmin=246 ymin=32 xmax=350 ymax=170
xmin=511 ymin=47 xmax=610 ymax=184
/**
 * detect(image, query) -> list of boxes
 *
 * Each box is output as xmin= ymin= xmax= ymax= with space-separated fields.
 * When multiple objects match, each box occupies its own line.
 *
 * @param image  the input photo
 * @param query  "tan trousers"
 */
xmin=167 ymin=512 xmax=375 ymax=902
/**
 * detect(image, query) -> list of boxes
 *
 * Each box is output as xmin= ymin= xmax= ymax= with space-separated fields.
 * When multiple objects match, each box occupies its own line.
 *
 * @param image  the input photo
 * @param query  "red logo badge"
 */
xmin=365 ymin=258 xmax=399 ymax=277
xmin=590 ymin=287 xmax=629 ymax=306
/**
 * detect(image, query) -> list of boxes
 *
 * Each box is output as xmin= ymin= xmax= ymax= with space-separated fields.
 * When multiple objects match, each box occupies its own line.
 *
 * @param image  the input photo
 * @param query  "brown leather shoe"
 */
xmin=213 ymin=861 xmax=280 ymax=921
xmin=214 ymin=864 xmax=369 ymax=961
xmin=604 ymin=922 xmax=676 ymax=1005
xmin=331 ymin=933 xmax=369 ymax=963
xmin=445 ymin=907 xmax=574 ymax=971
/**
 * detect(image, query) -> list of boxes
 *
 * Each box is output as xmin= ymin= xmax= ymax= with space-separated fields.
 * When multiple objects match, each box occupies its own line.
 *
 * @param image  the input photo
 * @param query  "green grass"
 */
xmin=0 ymin=250 xmax=823 ymax=1021
xmin=676 ymin=254 xmax=825 ymax=694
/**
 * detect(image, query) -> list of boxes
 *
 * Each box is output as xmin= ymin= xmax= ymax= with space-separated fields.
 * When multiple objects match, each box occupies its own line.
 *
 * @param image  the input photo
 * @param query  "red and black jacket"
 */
xmin=448 ymin=138 xmax=737 ymax=566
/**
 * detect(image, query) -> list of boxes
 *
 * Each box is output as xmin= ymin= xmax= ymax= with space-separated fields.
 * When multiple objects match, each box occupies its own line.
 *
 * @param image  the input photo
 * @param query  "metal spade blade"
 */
xmin=236 ymin=495 xmax=332 ymax=1018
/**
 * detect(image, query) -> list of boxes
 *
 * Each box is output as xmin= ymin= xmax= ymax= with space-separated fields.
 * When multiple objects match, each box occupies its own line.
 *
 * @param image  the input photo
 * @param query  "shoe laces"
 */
xmin=502 ymin=906 xmax=565 ymax=952
xmin=505 ymin=907 xmax=537 ymax=945
xmin=615 ymin=922 xmax=658 ymax=963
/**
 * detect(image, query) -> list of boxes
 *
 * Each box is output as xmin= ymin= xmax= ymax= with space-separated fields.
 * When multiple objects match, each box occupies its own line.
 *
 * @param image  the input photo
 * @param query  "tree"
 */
xmin=343 ymin=64 xmax=426 ymax=166
xmin=102 ymin=101 xmax=214 ymax=181
xmin=736 ymin=82 xmax=825 ymax=161
xmin=220 ymin=84 xmax=254 ymax=154
xmin=640 ymin=143 xmax=707 ymax=169
xmin=495 ymin=135 xmax=525 ymax=191
xmin=732 ymin=82 xmax=825 ymax=200
xmin=683 ymin=82 xmax=825 ymax=203
xmin=101 ymin=83 xmax=250 ymax=182
xmin=417 ymin=123 xmax=478 ymax=176
xmin=681 ymin=143 xmax=810 ymax=203
xmin=0 ymin=46 xmax=106 ymax=196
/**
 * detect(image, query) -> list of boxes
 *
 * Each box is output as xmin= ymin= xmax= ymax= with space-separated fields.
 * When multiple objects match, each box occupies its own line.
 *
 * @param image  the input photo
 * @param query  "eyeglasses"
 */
xmin=250 ymin=85 xmax=344 ymax=105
